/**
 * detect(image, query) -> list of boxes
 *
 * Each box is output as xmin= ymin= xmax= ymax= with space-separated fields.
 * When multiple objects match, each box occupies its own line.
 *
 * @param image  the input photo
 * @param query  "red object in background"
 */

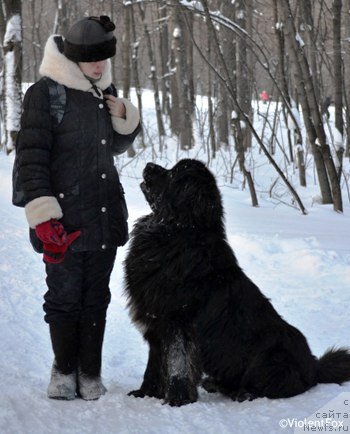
xmin=260 ymin=90 xmax=269 ymax=102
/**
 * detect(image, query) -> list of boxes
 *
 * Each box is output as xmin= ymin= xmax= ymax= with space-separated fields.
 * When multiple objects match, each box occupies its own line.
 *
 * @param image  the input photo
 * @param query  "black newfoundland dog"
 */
xmin=124 ymin=159 xmax=350 ymax=406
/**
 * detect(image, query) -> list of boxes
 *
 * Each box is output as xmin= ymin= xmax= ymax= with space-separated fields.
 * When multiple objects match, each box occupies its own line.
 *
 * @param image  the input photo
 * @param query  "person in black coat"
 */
xmin=15 ymin=16 xmax=140 ymax=400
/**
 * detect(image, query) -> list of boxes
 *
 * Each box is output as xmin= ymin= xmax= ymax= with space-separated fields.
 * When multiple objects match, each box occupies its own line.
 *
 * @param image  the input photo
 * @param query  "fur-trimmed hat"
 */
xmin=63 ymin=16 xmax=116 ymax=62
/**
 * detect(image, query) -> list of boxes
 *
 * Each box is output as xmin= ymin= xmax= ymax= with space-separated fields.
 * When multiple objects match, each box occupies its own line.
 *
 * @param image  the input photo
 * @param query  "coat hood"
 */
xmin=39 ymin=35 xmax=112 ymax=93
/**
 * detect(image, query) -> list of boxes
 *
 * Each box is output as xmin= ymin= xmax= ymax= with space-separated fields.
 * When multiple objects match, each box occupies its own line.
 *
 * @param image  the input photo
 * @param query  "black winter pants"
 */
xmin=43 ymin=248 xmax=117 ymax=324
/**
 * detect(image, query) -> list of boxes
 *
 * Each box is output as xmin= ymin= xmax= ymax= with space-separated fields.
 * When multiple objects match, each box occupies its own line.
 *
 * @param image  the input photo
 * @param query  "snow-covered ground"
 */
xmin=1 ymin=95 xmax=350 ymax=433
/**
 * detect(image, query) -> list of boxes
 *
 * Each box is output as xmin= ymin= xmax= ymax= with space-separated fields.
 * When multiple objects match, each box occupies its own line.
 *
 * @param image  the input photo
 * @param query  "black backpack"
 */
xmin=12 ymin=77 xmax=66 ymax=208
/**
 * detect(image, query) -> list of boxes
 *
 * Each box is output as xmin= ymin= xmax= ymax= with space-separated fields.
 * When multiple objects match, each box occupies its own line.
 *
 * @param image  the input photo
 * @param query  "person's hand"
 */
xmin=35 ymin=219 xmax=67 ymax=245
xmin=35 ymin=219 xmax=81 ymax=264
xmin=104 ymin=94 xmax=126 ymax=119
xmin=43 ymin=231 xmax=81 ymax=264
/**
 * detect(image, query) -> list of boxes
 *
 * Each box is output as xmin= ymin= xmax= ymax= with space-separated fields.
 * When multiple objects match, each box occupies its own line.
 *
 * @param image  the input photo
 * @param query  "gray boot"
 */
xmin=47 ymin=323 xmax=79 ymax=400
xmin=78 ymin=318 xmax=107 ymax=400
xmin=47 ymin=360 xmax=77 ymax=400
xmin=78 ymin=369 xmax=107 ymax=400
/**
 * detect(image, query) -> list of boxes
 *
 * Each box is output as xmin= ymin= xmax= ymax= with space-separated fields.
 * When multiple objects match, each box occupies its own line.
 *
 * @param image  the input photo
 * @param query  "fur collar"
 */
xmin=39 ymin=35 xmax=112 ymax=92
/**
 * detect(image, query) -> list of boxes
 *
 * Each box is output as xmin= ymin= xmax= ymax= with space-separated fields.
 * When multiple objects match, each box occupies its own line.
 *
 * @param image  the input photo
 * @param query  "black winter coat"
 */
xmin=16 ymin=77 xmax=140 ymax=251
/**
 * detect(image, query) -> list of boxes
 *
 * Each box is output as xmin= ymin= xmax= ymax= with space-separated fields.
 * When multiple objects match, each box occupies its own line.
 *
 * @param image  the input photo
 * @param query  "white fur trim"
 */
xmin=25 ymin=196 xmax=63 ymax=228
xmin=111 ymin=98 xmax=140 ymax=135
xmin=39 ymin=35 xmax=112 ymax=92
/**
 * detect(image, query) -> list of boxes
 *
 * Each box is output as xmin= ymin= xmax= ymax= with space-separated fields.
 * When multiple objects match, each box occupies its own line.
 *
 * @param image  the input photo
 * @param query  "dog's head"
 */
xmin=140 ymin=159 xmax=224 ymax=229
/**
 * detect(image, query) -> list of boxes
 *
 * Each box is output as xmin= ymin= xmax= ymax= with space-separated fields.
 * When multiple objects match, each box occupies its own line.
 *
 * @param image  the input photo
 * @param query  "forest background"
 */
xmin=1 ymin=0 xmax=350 ymax=214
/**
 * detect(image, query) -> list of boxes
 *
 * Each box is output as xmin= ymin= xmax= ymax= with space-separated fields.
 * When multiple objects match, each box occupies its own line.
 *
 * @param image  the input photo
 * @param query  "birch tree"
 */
xmin=2 ymin=0 xmax=22 ymax=154
xmin=280 ymin=0 xmax=342 ymax=212
xmin=138 ymin=2 xmax=165 ymax=149
xmin=174 ymin=5 xmax=193 ymax=149
xmin=332 ymin=0 xmax=344 ymax=178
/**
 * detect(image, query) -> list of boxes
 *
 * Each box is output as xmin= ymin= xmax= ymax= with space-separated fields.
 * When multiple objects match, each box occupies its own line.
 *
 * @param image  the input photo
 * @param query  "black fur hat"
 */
xmin=64 ymin=16 xmax=116 ymax=62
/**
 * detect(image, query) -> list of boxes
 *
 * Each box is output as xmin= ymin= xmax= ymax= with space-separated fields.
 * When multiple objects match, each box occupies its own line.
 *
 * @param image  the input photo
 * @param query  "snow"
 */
xmin=173 ymin=27 xmax=181 ymax=38
xmin=1 ymin=91 xmax=350 ymax=433
xmin=180 ymin=1 xmax=204 ymax=12
xmin=295 ymin=33 xmax=305 ymax=48
xmin=333 ymin=127 xmax=344 ymax=151
xmin=4 ymin=14 xmax=22 ymax=44
xmin=287 ymin=107 xmax=302 ymax=131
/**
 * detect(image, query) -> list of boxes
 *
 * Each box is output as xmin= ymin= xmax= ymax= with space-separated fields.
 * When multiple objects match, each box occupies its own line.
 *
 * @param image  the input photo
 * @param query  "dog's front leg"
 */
xmin=128 ymin=328 xmax=165 ymax=399
xmin=162 ymin=325 xmax=200 ymax=407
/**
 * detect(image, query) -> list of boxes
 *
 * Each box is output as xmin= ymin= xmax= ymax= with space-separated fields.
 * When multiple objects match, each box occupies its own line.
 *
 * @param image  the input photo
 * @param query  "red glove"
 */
xmin=43 ymin=231 xmax=81 ymax=264
xmin=35 ymin=219 xmax=81 ymax=264
xmin=35 ymin=219 xmax=67 ymax=245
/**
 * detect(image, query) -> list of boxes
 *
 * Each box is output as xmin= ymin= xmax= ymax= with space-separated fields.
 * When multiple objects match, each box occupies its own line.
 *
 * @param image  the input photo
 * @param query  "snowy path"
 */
xmin=1 ymin=153 xmax=350 ymax=434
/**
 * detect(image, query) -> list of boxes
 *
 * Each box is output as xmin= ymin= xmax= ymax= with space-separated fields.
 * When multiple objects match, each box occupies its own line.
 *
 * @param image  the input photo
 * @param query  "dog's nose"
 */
xmin=146 ymin=162 xmax=157 ymax=171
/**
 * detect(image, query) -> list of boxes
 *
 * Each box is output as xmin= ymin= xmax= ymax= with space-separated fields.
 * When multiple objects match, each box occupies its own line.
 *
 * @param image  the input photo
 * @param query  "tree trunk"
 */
xmin=273 ymin=0 xmax=306 ymax=186
xmin=200 ymin=0 xmax=258 ymax=207
xmin=284 ymin=0 xmax=343 ymax=211
xmin=130 ymin=3 xmax=144 ymax=149
xmin=280 ymin=0 xmax=340 ymax=208
xmin=174 ymin=6 xmax=193 ymax=150
xmin=216 ymin=1 xmax=234 ymax=150
xmin=122 ymin=2 xmax=131 ymax=99
xmin=53 ymin=0 xmax=70 ymax=35
xmin=158 ymin=4 xmax=171 ymax=116
xmin=237 ymin=0 xmax=253 ymax=150
xmin=345 ymin=0 xmax=350 ymax=158
xmin=169 ymin=22 xmax=181 ymax=137
xmin=332 ymin=0 xmax=344 ymax=179
xmin=185 ymin=10 xmax=195 ymax=114
xmin=207 ymin=18 xmax=216 ymax=161
xmin=138 ymin=3 xmax=165 ymax=150
xmin=2 ymin=0 xmax=22 ymax=154
xmin=299 ymin=0 xmax=321 ymax=104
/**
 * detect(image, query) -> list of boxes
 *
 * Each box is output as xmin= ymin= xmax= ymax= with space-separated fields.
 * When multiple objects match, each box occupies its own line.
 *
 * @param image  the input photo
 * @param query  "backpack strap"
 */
xmin=43 ymin=76 xmax=66 ymax=127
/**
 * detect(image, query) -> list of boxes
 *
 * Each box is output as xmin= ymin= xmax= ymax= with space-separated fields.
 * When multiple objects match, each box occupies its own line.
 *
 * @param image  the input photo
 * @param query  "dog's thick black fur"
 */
xmin=124 ymin=159 xmax=350 ymax=406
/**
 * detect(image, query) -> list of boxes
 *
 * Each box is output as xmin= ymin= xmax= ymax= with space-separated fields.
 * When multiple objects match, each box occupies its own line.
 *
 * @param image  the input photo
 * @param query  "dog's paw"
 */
xmin=231 ymin=389 xmax=257 ymax=403
xmin=128 ymin=386 xmax=164 ymax=399
xmin=164 ymin=377 xmax=198 ymax=407
xmin=201 ymin=377 xmax=218 ymax=393
xmin=128 ymin=389 xmax=146 ymax=398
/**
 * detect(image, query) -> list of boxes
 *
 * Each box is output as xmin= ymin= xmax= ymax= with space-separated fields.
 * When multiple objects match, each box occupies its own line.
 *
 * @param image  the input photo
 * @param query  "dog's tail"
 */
xmin=316 ymin=347 xmax=350 ymax=384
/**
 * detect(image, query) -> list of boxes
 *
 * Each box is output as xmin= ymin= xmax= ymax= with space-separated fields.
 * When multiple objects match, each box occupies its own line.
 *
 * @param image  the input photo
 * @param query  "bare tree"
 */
xmin=2 ymin=0 xmax=22 ymax=154
xmin=216 ymin=1 xmax=234 ymax=150
xmin=280 ymin=0 xmax=343 ymax=212
xmin=158 ymin=4 xmax=171 ymax=116
xmin=122 ymin=1 xmax=131 ymax=99
xmin=174 ymin=5 xmax=193 ymax=149
xmin=345 ymin=0 xmax=350 ymax=159
xmin=130 ymin=3 xmax=145 ymax=148
xmin=273 ymin=0 xmax=306 ymax=187
xmin=53 ymin=0 xmax=70 ymax=35
xmin=332 ymin=0 xmax=344 ymax=178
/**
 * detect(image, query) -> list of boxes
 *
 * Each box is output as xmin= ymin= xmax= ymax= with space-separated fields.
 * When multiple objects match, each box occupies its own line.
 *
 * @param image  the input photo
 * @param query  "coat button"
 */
xmin=101 ymin=139 xmax=106 ymax=144
xmin=101 ymin=173 xmax=107 ymax=179
xmin=101 ymin=206 xmax=107 ymax=213
xmin=99 ymin=103 xmax=104 ymax=109
xmin=101 ymin=244 xmax=107 ymax=250
xmin=59 ymin=193 xmax=64 ymax=199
